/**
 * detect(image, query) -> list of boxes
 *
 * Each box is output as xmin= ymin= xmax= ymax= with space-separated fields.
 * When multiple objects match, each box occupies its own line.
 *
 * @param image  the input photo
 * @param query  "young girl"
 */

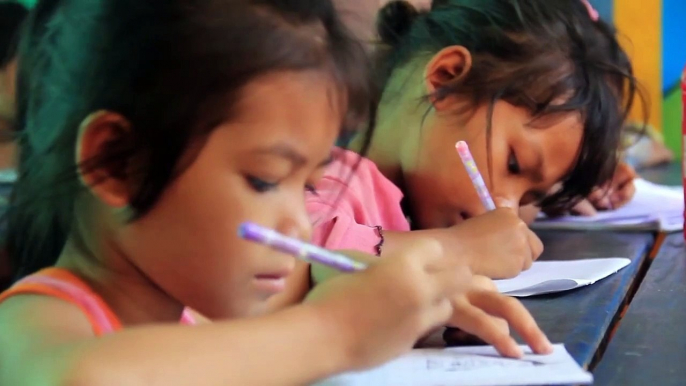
xmin=0 ymin=0 xmax=551 ymax=384
xmin=303 ymin=0 xmax=641 ymax=284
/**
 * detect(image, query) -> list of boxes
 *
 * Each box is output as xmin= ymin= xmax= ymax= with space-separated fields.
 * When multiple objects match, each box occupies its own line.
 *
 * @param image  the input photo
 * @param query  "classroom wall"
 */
xmin=663 ymin=87 xmax=682 ymax=158
xmin=603 ymin=0 xmax=685 ymax=157
xmin=614 ymin=0 xmax=663 ymax=134
xmin=14 ymin=0 xmax=685 ymax=155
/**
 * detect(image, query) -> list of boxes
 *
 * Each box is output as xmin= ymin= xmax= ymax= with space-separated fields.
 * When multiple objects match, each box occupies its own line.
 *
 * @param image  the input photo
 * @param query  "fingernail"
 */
xmin=538 ymin=337 xmax=553 ymax=354
xmin=510 ymin=345 xmax=524 ymax=358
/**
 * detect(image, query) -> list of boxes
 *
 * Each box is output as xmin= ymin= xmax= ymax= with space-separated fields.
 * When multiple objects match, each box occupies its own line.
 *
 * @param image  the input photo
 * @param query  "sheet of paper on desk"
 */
xmin=494 ymin=258 xmax=631 ymax=297
xmin=317 ymin=344 xmax=592 ymax=386
xmin=532 ymin=179 xmax=683 ymax=232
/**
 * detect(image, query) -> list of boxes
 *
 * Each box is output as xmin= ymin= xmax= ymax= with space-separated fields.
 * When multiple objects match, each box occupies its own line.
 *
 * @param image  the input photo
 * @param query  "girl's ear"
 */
xmin=424 ymin=45 xmax=473 ymax=111
xmin=76 ymin=111 xmax=133 ymax=208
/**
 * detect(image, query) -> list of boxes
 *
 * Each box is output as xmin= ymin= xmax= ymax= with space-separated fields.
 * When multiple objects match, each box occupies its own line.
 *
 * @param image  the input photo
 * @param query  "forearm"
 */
xmin=23 ymin=305 xmax=350 ymax=386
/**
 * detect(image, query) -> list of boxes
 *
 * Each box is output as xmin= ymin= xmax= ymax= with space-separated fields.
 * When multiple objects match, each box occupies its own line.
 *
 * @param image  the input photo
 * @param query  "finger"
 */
xmin=570 ymin=199 xmax=597 ymax=216
xmin=526 ymin=229 xmax=543 ymax=263
xmin=587 ymin=187 xmax=608 ymax=203
xmin=422 ymin=298 xmax=454 ymax=332
xmin=468 ymin=291 xmax=553 ymax=354
xmin=596 ymin=196 xmax=612 ymax=210
xmin=471 ymin=275 xmax=498 ymax=292
xmin=611 ymin=179 xmax=636 ymax=209
xmin=448 ymin=301 xmax=523 ymax=358
xmin=614 ymin=163 xmax=637 ymax=186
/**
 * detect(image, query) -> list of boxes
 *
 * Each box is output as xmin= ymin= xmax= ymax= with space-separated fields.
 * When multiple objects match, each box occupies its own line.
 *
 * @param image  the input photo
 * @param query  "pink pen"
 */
xmin=455 ymin=141 xmax=496 ymax=211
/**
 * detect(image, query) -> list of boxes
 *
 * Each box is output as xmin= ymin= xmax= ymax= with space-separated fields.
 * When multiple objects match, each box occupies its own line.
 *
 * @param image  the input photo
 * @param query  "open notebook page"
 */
xmin=317 ymin=344 xmax=592 ymax=386
xmin=532 ymin=179 xmax=683 ymax=231
xmin=494 ymin=258 xmax=631 ymax=297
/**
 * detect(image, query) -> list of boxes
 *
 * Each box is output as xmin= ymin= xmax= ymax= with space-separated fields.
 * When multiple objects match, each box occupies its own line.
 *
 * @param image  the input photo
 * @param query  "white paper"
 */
xmin=317 ymin=344 xmax=592 ymax=386
xmin=532 ymin=179 xmax=683 ymax=232
xmin=494 ymin=258 xmax=631 ymax=297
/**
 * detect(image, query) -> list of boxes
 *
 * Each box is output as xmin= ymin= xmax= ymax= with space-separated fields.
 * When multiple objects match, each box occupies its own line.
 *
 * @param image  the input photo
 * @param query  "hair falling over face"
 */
xmin=375 ymin=0 xmax=644 ymax=210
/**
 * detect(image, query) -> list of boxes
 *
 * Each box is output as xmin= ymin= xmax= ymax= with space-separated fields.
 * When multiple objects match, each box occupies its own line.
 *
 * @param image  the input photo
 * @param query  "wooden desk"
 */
xmin=519 ymin=231 xmax=654 ymax=369
xmin=442 ymin=230 xmax=655 ymax=368
xmin=443 ymin=163 xmax=674 ymax=369
xmin=593 ymin=234 xmax=686 ymax=385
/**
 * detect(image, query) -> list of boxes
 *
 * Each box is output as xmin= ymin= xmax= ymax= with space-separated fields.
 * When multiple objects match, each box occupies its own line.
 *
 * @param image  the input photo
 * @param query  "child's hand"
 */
xmin=586 ymin=162 xmax=637 ymax=212
xmin=542 ymin=163 xmax=637 ymax=218
xmin=448 ymin=276 xmax=552 ymax=358
xmin=437 ymin=199 xmax=543 ymax=279
xmin=305 ymin=240 xmax=471 ymax=370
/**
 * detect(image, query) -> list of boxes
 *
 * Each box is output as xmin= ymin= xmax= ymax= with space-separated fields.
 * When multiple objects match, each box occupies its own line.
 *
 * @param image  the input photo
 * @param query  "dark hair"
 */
xmin=13 ymin=0 xmax=63 ymax=134
xmin=376 ymin=0 xmax=643 ymax=210
xmin=0 ymin=1 xmax=27 ymax=68
xmin=8 ymin=0 xmax=373 ymax=279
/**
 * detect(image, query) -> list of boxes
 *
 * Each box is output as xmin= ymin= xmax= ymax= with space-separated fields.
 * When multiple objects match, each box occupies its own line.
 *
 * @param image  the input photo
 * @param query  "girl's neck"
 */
xmin=56 ymin=234 xmax=185 ymax=326
xmin=354 ymin=60 xmax=429 ymax=188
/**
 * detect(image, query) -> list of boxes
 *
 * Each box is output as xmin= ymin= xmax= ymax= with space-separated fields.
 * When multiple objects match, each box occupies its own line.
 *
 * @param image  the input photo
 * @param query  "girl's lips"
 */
xmin=253 ymin=265 xmax=293 ymax=294
xmin=253 ymin=274 xmax=288 ymax=294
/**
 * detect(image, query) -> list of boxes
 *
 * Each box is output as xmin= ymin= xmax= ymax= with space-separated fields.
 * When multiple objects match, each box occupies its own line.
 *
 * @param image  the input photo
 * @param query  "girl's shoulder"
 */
xmin=0 ymin=268 xmax=122 ymax=335
xmin=325 ymin=148 xmax=390 ymax=185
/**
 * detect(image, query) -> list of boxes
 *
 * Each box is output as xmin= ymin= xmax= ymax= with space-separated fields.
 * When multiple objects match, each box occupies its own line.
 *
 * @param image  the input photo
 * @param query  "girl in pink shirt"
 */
xmin=305 ymin=0 xmax=642 ymax=284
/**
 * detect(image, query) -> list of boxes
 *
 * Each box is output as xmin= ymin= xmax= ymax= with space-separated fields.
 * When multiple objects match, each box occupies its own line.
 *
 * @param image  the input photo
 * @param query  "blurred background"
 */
xmin=10 ymin=0 xmax=686 ymax=155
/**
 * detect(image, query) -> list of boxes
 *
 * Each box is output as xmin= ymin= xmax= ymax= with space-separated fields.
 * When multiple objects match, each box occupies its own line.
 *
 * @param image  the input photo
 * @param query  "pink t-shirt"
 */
xmin=307 ymin=148 xmax=410 ymax=255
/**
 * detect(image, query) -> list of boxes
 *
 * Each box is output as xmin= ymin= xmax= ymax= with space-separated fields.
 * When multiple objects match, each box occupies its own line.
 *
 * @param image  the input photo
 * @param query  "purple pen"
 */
xmin=238 ymin=222 xmax=366 ymax=272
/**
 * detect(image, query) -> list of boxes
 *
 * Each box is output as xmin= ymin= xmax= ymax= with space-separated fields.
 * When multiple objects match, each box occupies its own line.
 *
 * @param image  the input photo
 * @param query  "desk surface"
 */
xmin=520 ymin=231 xmax=654 ymax=369
xmin=594 ymin=234 xmax=686 ymax=386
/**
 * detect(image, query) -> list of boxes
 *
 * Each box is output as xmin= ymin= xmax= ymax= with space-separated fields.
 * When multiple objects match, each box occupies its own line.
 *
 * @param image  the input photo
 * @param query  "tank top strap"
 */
xmin=0 ymin=268 xmax=122 ymax=335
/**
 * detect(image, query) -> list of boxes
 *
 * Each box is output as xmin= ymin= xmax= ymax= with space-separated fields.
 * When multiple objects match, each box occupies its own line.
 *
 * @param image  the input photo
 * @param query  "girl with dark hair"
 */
xmin=0 ymin=0 xmax=550 ymax=384
xmin=306 ymin=0 xmax=643 ymax=281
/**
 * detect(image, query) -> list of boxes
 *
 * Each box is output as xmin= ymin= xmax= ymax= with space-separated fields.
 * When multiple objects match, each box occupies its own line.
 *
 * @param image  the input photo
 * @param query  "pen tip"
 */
xmin=238 ymin=222 xmax=256 ymax=239
xmin=455 ymin=141 xmax=467 ymax=151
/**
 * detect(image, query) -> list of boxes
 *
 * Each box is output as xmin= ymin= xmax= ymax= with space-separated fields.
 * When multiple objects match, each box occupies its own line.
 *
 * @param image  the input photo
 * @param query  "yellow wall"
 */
xmin=615 ymin=0 xmax=662 ymax=131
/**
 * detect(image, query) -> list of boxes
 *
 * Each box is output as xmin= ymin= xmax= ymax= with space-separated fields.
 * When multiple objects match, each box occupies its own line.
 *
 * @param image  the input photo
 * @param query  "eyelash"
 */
xmin=246 ymin=176 xmax=318 ymax=194
xmin=246 ymin=176 xmax=278 ymax=193
xmin=507 ymin=150 xmax=521 ymax=175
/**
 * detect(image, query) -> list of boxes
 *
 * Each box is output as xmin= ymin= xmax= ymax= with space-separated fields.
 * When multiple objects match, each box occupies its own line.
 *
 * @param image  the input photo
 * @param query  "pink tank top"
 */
xmin=0 ymin=268 xmax=196 ymax=335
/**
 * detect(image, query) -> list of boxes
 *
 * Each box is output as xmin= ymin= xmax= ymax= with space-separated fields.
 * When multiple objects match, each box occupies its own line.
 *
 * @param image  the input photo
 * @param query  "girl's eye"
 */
xmin=507 ymin=150 xmax=521 ymax=175
xmin=246 ymin=176 xmax=278 ymax=193
xmin=305 ymin=184 xmax=318 ymax=195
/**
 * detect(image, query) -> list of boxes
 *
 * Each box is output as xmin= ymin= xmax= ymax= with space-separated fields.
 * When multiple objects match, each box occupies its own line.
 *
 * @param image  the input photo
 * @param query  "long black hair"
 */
xmin=8 ymin=0 xmax=374 ymax=279
xmin=0 ymin=1 xmax=27 ymax=69
xmin=376 ymin=0 xmax=643 ymax=209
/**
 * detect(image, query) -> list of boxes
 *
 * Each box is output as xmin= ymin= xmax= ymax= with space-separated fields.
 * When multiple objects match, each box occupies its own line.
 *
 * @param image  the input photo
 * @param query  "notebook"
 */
xmin=494 ymin=258 xmax=631 ymax=297
xmin=531 ymin=179 xmax=683 ymax=232
xmin=317 ymin=344 xmax=592 ymax=386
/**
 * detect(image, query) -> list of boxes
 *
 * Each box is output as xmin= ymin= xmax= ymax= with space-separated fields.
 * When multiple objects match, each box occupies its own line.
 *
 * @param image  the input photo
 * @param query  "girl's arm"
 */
xmin=0 ymin=295 xmax=351 ymax=386
xmin=0 ymin=240 xmax=482 ymax=386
